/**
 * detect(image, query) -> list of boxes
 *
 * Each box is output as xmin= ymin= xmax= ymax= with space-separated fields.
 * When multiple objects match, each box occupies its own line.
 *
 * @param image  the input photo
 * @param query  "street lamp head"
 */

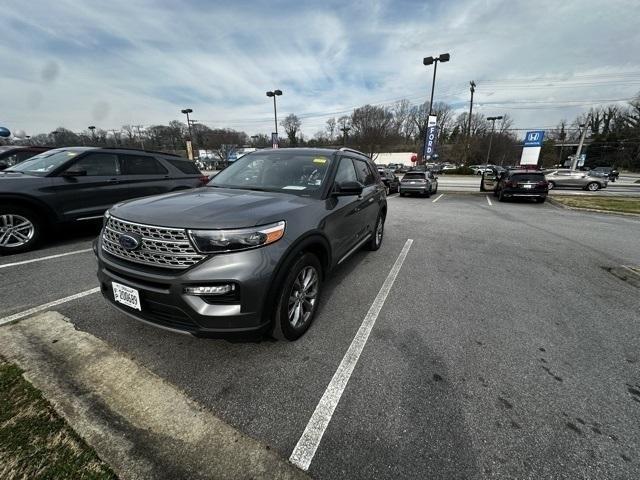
xmin=274 ymin=89 xmax=282 ymax=96
xmin=181 ymin=108 xmax=193 ymax=114
xmin=438 ymin=53 xmax=450 ymax=62
xmin=423 ymin=56 xmax=434 ymax=66
xmin=266 ymin=91 xmax=274 ymax=97
xmin=88 ymin=125 xmax=95 ymax=130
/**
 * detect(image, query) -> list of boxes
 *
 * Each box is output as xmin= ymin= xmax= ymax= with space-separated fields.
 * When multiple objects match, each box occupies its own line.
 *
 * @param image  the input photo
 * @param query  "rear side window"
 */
xmin=165 ymin=158 xmax=201 ymax=174
xmin=70 ymin=153 xmax=120 ymax=176
xmin=119 ymin=154 xmax=168 ymax=175
xmin=403 ymin=172 xmax=426 ymax=180
xmin=510 ymin=173 xmax=545 ymax=182
xmin=353 ymin=159 xmax=375 ymax=186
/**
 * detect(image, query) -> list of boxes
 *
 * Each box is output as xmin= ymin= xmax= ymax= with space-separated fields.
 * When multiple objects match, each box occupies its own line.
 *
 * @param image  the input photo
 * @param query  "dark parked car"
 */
xmin=495 ymin=169 xmax=548 ymax=202
xmin=592 ymin=166 xmax=619 ymax=182
xmin=399 ymin=171 xmax=438 ymax=197
xmin=377 ymin=168 xmax=400 ymax=194
xmin=0 ymin=146 xmax=50 ymax=170
xmin=95 ymin=147 xmax=387 ymax=340
xmin=0 ymin=147 xmax=207 ymax=253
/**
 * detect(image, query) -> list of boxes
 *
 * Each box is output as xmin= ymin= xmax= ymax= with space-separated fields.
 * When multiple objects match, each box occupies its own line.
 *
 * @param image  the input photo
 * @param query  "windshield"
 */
xmin=209 ymin=151 xmax=333 ymax=196
xmin=6 ymin=150 xmax=80 ymax=175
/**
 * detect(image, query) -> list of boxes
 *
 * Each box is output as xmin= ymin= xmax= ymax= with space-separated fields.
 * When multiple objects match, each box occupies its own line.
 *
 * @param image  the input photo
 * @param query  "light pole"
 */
xmin=266 ymin=90 xmax=283 ymax=137
xmin=51 ymin=130 xmax=59 ymax=146
xmin=88 ymin=125 xmax=96 ymax=143
xmin=181 ymin=108 xmax=193 ymax=140
xmin=423 ymin=53 xmax=450 ymax=116
xmin=485 ymin=116 xmax=503 ymax=164
xmin=340 ymin=125 xmax=351 ymax=146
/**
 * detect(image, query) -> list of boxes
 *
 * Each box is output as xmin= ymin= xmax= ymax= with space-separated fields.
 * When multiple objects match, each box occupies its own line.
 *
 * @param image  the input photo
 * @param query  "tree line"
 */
xmin=3 ymin=93 xmax=639 ymax=170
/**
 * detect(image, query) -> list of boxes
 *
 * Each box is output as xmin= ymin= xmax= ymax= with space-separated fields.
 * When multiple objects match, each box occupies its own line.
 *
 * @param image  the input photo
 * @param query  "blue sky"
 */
xmin=1 ymin=0 xmax=639 ymax=138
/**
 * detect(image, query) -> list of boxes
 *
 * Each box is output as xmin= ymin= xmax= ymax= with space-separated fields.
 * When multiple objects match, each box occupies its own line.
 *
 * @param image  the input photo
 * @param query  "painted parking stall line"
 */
xmin=486 ymin=196 xmax=493 ymax=206
xmin=0 ymin=287 xmax=100 ymax=327
xmin=289 ymin=238 xmax=414 ymax=471
xmin=0 ymin=248 xmax=93 ymax=269
xmin=432 ymin=193 xmax=444 ymax=203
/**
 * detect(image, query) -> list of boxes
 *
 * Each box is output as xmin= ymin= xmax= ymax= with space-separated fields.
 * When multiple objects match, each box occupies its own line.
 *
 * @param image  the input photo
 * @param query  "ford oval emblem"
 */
xmin=118 ymin=233 xmax=142 ymax=251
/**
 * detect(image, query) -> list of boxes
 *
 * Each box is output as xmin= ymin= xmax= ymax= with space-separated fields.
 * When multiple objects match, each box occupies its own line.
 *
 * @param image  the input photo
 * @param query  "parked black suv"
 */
xmin=377 ymin=167 xmax=400 ymax=194
xmin=495 ymin=169 xmax=548 ymax=202
xmin=0 ymin=146 xmax=50 ymax=170
xmin=95 ymin=148 xmax=387 ymax=340
xmin=0 ymin=147 xmax=206 ymax=253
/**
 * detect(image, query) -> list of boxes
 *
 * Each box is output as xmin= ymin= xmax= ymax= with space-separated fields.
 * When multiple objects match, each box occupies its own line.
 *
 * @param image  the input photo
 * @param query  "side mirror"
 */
xmin=333 ymin=181 xmax=363 ymax=197
xmin=61 ymin=168 xmax=87 ymax=177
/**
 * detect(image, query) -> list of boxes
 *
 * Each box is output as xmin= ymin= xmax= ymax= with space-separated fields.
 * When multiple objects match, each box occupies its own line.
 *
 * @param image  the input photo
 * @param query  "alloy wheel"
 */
xmin=288 ymin=266 xmax=319 ymax=328
xmin=0 ymin=214 xmax=35 ymax=248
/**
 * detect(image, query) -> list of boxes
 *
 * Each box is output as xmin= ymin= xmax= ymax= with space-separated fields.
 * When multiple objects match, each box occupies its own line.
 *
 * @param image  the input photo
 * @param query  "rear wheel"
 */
xmin=537 ymin=197 xmax=546 ymax=203
xmin=586 ymin=182 xmax=600 ymax=191
xmin=272 ymin=253 xmax=322 ymax=341
xmin=498 ymin=189 xmax=506 ymax=202
xmin=0 ymin=207 xmax=42 ymax=254
xmin=366 ymin=212 xmax=385 ymax=251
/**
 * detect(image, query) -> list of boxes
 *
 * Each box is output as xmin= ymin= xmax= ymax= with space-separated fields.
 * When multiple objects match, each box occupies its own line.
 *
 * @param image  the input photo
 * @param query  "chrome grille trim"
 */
xmin=102 ymin=216 xmax=205 ymax=269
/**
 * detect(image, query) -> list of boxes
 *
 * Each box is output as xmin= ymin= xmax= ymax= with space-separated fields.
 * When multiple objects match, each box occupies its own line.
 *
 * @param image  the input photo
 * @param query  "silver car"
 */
xmin=544 ymin=169 xmax=608 ymax=191
xmin=399 ymin=171 xmax=438 ymax=197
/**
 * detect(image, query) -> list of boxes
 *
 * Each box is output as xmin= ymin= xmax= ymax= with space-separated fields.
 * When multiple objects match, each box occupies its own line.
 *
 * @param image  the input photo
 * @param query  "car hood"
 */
xmin=110 ymin=187 xmax=316 ymax=229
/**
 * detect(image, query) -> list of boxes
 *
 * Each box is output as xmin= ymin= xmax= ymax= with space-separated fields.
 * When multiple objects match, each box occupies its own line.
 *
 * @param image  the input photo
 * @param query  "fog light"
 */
xmin=184 ymin=285 xmax=235 ymax=296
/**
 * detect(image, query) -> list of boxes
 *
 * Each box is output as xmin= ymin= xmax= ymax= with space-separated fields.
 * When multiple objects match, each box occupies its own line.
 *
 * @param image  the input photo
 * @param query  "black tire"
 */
xmin=432 ymin=183 xmax=438 ymax=195
xmin=272 ymin=253 xmax=323 ymax=341
xmin=0 ymin=205 xmax=43 ymax=254
xmin=366 ymin=212 xmax=385 ymax=251
xmin=537 ymin=197 xmax=546 ymax=203
xmin=498 ymin=189 xmax=506 ymax=202
xmin=586 ymin=182 xmax=600 ymax=191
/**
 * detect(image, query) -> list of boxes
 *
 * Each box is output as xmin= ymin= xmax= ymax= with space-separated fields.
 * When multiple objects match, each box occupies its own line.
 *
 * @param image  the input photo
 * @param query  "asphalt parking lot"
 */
xmin=1 ymin=193 xmax=639 ymax=479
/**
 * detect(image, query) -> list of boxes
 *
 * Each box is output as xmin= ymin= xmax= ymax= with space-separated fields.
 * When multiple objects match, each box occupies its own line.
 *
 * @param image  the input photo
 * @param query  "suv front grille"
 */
xmin=102 ymin=216 xmax=205 ymax=269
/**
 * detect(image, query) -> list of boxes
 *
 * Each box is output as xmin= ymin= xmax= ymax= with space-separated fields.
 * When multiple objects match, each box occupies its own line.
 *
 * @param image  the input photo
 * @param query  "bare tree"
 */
xmin=350 ymin=104 xmax=394 ymax=158
xmin=325 ymin=117 xmax=337 ymax=142
xmin=281 ymin=114 xmax=301 ymax=146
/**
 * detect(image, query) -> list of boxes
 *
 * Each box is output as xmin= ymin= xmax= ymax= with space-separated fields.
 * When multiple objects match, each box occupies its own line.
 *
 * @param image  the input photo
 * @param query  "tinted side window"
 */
xmin=69 ymin=153 xmax=120 ymax=176
xmin=335 ymin=158 xmax=358 ymax=184
xmin=166 ymin=158 xmax=201 ymax=174
xmin=353 ymin=159 xmax=375 ymax=186
xmin=120 ymin=155 xmax=168 ymax=175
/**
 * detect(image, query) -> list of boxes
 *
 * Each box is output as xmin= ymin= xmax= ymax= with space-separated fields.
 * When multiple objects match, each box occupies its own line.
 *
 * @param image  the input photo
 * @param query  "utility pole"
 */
xmin=571 ymin=119 xmax=589 ymax=170
xmin=466 ymin=80 xmax=476 ymax=165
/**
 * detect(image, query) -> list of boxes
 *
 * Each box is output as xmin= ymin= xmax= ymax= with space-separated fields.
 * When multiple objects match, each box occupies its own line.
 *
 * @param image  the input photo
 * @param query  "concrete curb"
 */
xmin=547 ymin=197 xmax=640 ymax=217
xmin=0 ymin=312 xmax=309 ymax=480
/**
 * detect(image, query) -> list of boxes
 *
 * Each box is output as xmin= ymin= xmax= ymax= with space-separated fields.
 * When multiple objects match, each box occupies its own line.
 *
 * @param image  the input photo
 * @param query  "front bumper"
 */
xmin=95 ymin=236 xmax=281 ymax=336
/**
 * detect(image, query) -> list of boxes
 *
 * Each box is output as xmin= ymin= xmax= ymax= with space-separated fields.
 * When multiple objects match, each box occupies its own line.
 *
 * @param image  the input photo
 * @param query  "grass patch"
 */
xmin=0 ymin=357 xmax=116 ymax=480
xmin=552 ymin=196 xmax=640 ymax=214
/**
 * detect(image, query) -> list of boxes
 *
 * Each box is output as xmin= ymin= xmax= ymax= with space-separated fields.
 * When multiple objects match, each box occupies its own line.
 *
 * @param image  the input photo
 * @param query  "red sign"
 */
xmin=411 ymin=153 xmax=417 ymax=163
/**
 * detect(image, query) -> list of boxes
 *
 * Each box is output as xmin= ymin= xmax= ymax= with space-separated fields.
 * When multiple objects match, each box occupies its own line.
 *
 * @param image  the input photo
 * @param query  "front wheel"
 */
xmin=586 ymin=182 xmax=600 ymax=191
xmin=0 ymin=207 xmax=42 ymax=254
xmin=366 ymin=213 xmax=385 ymax=251
xmin=272 ymin=253 xmax=322 ymax=341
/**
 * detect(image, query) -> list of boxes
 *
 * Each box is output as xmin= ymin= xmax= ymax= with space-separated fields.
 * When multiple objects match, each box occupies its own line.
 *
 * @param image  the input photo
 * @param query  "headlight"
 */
xmin=102 ymin=209 xmax=111 ymax=227
xmin=188 ymin=221 xmax=285 ymax=254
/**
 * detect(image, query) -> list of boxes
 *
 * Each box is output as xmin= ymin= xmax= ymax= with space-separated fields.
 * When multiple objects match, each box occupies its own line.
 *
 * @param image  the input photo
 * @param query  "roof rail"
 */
xmin=98 ymin=147 xmax=183 ymax=158
xmin=338 ymin=147 xmax=369 ymax=157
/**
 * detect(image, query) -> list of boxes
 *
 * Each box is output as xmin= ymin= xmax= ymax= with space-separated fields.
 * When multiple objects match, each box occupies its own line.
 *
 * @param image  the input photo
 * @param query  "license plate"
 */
xmin=112 ymin=282 xmax=141 ymax=311
xmin=523 ymin=184 xmax=533 ymax=189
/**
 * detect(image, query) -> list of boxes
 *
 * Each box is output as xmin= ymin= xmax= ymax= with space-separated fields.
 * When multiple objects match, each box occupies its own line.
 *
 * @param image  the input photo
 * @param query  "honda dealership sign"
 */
xmin=519 ymin=130 xmax=545 ymax=166
xmin=423 ymin=115 xmax=438 ymax=159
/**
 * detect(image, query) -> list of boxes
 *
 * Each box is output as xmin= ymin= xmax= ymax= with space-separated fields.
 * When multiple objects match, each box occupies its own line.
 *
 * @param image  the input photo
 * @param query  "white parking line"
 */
xmin=486 ymin=196 xmax=493 ymax=206
xmin=387 ymin=193 xmax=399 ymax=199
xmin=0 ymin=248 xmax=93 ymax=269
xmin=289 ymin=238 xmax=413 ymax=471
xmin=432 ymin=193 xmax=444 ymax=203
xmin=0 ymin=287 xmax=100 ymax=327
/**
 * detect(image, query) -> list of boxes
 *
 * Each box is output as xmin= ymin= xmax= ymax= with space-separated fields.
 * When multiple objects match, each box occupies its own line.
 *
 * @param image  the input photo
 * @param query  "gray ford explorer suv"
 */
xmin=95 ymin=148 xmax=387 ymax=340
